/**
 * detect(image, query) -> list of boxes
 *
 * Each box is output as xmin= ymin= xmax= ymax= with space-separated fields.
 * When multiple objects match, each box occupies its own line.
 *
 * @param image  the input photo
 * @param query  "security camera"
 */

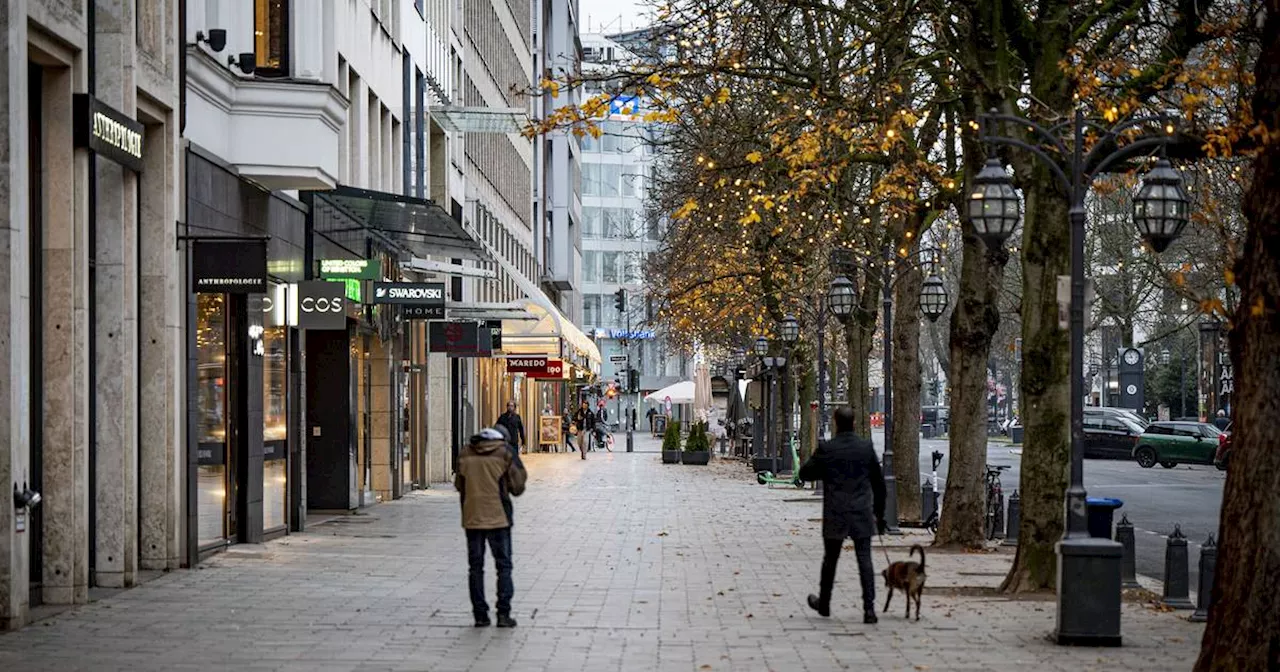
xmin=196 ymin=29 xmax=227 ymax=53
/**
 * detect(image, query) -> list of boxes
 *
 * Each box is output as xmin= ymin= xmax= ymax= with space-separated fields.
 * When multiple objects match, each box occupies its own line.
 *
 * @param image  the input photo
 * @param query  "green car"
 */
xmin=1132 ymin=421 xmax=1224 ymax=469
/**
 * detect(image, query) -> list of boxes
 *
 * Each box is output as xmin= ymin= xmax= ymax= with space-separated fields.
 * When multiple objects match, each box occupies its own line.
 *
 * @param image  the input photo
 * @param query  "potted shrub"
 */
xmin=682 ymin=422 xmax=711 ymax=465
xmin=661 ymin=419 xmax=682 ymax=464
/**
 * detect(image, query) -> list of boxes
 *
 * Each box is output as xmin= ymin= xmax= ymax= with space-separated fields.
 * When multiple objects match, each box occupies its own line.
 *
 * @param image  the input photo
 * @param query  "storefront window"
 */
xmin=262 ymin=322 xmax=288 ymax=531
xmin=196 ymin=293 xmax=228 ymax=547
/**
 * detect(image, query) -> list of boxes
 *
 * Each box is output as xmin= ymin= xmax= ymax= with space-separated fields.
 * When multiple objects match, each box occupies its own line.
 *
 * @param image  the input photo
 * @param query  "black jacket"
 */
xmin=798 ymin=431 xmax=886 ymax=540
xmin=573 ymin=408 xmax=596 ymax=432
xmin=497 ymin=411 xmax=525 ymax=448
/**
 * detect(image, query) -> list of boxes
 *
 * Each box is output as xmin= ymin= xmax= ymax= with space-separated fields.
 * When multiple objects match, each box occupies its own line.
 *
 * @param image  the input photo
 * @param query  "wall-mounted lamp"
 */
xmin=13 ymin=482 xmax=41 ymax=509
xmin=195 ymin=29 xmax=227 ymax=53
xmin=228 ymin=52 xmax=256 ymax=75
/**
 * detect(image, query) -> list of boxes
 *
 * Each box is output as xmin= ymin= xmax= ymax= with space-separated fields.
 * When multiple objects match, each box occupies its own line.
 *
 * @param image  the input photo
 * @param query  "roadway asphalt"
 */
xmin=869 ymin=431 xmax=1225 ymax=581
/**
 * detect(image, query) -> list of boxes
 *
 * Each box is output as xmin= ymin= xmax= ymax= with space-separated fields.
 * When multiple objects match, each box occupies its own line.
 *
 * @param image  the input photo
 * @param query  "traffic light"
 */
xmin=614 ymin=288 xmax=627 ymax=313
xmin=628 ymin=368 xmax=640 ymax=393
xmin=606 ymin=383 xmax=618 ymax=399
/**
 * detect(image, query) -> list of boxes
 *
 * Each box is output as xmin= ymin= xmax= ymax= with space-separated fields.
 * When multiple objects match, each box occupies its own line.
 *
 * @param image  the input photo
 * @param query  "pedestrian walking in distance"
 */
xmin=455 ymin=425 xmax=527 ymax=628
xmin=798 ymin=406 xmax=887 ymax=623
xmin=497 ymin=401 xmax=526 ymax=453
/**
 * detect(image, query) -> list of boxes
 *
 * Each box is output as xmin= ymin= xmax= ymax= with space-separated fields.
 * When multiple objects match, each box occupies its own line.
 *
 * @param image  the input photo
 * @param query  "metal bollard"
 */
xmin=1115 ymin=514 xmax=1141 ymax=590
xmin=1002 ymin=491 xmax=1020 ymax=546
xmin=1189 ymin=535 xmax=1217 ymax=622
xmin=1162 ymin=525 xmax=1195 ymax=609
xmin=920 ymin=482 xmax=935 ymax=523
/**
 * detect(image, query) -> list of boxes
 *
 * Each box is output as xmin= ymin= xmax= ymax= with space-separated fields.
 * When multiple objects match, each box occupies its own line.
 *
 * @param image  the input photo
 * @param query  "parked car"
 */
xmin=1085 ymin=406 xmax=1150 ymax=430
xmin=1083 ymin=415 xmax=1145 ymax=459
xmin=921 ymin=406 xmax=949 ymax=435
xmin=1214 ymin=422 xmax=1232 ymax=471
xmin=1133 ymin=421 xmax=1223 ymax=468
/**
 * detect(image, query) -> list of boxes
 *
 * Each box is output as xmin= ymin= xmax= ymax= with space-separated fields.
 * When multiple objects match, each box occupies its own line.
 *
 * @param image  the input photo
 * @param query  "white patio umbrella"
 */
xmin=644 ymin=380 xmax=695 ymax=404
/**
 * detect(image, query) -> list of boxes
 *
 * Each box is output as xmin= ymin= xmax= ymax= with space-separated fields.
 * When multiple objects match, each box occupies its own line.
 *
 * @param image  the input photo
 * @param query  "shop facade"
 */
xmin=184 ymin=147 xmax=309 ymax=558
xmin=2 ymin=0 xmax=185 ymax=629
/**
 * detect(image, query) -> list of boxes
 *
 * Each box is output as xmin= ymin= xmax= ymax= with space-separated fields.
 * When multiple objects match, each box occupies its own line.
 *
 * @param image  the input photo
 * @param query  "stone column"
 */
xmin=137 ymin=117 xmax=180 ymax=570
xmin=369 ymin=337 xmax=393 ymax=501
xmin=426 ymin=351 xmax=451 ymax=484
xmin=92 ymin=0 xmax=140 ymax=589
xmin=39 ymin=64 xmax=91 ymax=606
xmin=0 ymin=0 xmax=32 ymax=631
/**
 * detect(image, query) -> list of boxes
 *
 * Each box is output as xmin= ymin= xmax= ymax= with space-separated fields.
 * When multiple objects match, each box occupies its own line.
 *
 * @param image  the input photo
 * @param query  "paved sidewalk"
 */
xmin=0 ymin=452 xmax=1204 ymax=671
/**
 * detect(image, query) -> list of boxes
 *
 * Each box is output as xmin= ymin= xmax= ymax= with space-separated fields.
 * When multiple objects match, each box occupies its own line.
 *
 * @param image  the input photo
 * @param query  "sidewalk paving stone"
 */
xmin=0 ymin=450 xmax=1204 ymax=671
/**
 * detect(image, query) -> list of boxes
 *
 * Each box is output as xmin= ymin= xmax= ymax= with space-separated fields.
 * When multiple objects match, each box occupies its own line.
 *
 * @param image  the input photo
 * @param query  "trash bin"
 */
xmin=922 ymin=423 xmax=935 ymax=440
xmin=1085 ymin=497 xmax=1124 ymax=539
xmin=1009 ymin=425 xmax=1024 ymax=444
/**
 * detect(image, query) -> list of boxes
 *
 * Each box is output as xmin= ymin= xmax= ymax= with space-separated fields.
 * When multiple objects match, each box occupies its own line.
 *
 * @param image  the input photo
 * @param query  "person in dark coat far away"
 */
xmin=797 ymin=405 xmax=887 ymax=623
xmin=496 ymin=401 xmax=526 ymax=453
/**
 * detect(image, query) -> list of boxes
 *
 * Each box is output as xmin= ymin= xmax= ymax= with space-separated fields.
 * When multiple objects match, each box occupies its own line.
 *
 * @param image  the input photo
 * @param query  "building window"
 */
xmin=584 ymin=294 xmax=602 ymax=327
xmin=603 ymin=252 xmax=622 ymax=284
xmin=254 ymin=0 xmax=290 ymax=76
xmin=583 ymin=251 xmax=601 ymax=282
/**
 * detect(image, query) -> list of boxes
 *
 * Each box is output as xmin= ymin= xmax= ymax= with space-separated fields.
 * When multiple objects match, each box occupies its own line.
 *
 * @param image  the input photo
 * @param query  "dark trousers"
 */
xmin=466 ymin=527 xmax=513 ymax=617
xmin=818 ymin=536 xmax=875 ymax=614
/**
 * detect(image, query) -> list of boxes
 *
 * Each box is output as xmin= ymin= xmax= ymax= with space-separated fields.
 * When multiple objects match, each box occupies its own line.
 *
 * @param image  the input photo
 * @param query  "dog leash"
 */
xmin=876 ymin=532 xmax=892 ymax=565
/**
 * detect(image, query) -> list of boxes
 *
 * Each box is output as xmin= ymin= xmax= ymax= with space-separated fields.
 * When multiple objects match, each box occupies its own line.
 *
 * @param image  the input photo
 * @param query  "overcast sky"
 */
xmin=579 ymin=0 xmax=651 ymax=33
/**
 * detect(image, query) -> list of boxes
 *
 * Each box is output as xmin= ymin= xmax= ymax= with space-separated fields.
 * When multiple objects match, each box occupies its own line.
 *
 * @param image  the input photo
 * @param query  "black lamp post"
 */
xmin=753 ymin=335 xmax=773 ymax=471
xmin=975 ymin=106 xmax=1189 ymax=646
xmin=779 ymin=314 xmax=799 ymax=470
xmin=826 ymin=247 xmax=949 ymax=534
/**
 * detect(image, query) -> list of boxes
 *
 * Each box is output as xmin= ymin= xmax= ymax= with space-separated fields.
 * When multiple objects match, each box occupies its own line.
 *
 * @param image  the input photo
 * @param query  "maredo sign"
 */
xmin=505 ymin=356 xmax=565 ymax=379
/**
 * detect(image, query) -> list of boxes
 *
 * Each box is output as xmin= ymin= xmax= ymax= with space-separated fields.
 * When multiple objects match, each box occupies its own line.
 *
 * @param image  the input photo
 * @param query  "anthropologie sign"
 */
xmin=191 ymin=240 xmax=268 ymax=294
xmin=73 ymin=94 xmax=145 ymax=172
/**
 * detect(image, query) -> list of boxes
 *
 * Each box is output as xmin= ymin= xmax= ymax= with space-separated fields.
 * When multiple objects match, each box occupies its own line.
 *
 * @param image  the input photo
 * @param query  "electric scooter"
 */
xmin=756 ymin=435 xmax=804 ymax=488
xmin=923 ymin=450 xmax=943 ymax=534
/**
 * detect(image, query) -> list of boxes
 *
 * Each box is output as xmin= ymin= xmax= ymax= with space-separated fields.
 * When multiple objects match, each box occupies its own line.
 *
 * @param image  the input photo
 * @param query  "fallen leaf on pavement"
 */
xmin=915 ymin=666 xmax=930 ymax=671
xmin=700 ymin=666 xmax=712 ymax=670
xmin=658 ymin=532 xmax=669 ymax=537
xmin=746 ymin=613 xmax=754 ymax=618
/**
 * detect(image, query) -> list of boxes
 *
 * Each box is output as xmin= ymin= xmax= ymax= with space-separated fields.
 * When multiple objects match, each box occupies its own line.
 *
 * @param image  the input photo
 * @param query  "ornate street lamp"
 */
xmin=1133 ymin=159 xmax=1191 ymax=254
xmin=779 ymin=314 xmax=800 ymax=344
xmin=827 ymin=275 xmax=857 ymax=319
xmin=753 ymin=336 xmax=769 ymax=358
xmin=919 ymin=274 xmax=949 ymax=322
xmin=967 ymin=158 xmax=1022 ymax=248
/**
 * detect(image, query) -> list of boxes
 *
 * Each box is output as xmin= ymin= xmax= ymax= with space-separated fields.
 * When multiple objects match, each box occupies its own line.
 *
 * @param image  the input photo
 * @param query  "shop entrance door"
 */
xmin=306 ymin=327 xmax=359 ymax=510
xmin=27 ymin=60 xmax=45 ymax=606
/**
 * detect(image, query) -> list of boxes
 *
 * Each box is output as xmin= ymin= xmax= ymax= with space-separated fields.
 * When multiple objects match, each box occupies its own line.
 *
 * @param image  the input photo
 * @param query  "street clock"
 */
xmin=1123 ymin=348 xmax=1141 ymax=366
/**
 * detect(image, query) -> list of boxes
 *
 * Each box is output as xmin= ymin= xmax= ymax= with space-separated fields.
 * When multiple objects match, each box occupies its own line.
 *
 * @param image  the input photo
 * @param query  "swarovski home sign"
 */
xmin=371 ymin=282 xmax=446 ymax=305
xmin=73 ymin=94 xmax=145 ymax=173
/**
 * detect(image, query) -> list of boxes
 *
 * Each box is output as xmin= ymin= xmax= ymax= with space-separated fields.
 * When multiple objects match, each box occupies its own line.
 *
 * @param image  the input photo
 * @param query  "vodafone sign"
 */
xmin=506 ymin=357 xmax=565 ymax=379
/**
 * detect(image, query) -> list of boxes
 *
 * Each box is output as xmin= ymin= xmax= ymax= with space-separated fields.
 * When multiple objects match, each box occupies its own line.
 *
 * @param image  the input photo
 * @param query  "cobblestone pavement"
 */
xmin=0 ymin=441 xmax=1205 ymax=671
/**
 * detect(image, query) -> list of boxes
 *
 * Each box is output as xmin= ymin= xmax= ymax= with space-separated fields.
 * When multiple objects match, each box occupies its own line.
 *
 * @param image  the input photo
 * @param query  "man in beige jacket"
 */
xmin=455 ymin=425 xmax=527 ymax=627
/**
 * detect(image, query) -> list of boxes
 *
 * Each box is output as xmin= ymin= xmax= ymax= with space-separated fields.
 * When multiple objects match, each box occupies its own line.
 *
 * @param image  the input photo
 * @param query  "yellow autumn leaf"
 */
xmin=716 ymin=87 xmax=730 ymax=104
xmin=1252 ymin=297 xmax=1265 ymax=317
xmin=1224 ymin=269 xmax=1236 ymax=286
xmin=739 ymin=210 xmax=761 ymax=225
xmin=674 ymin=199 xmax=699 ymax=220
xmin=647 ymin=73 xmax=662 ymax=86
xmin=746 ymin=151 xmax=763 ymax=163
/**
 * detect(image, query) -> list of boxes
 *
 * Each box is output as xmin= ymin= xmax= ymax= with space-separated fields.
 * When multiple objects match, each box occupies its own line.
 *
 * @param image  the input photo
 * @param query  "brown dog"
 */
xmin=881 ymin=544 xmax=926 ymax=621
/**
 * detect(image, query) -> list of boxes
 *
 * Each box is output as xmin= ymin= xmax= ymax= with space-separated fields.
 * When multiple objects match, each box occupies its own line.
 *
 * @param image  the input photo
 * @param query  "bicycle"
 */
xmin=985 ymin=464 xmax=1010 ymax=540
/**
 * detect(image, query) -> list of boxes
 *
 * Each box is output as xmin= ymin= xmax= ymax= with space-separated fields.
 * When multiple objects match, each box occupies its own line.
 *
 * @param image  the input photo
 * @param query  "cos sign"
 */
xmin=296 ymin=281 xmax=347 ymax=330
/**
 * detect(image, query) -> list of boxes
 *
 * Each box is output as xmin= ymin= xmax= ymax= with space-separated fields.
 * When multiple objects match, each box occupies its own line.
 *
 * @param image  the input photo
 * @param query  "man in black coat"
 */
xmin=797 ymin=406 xmax=887 ymax=623
xmin=496 ymin=401 xmax=526 ymax=453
